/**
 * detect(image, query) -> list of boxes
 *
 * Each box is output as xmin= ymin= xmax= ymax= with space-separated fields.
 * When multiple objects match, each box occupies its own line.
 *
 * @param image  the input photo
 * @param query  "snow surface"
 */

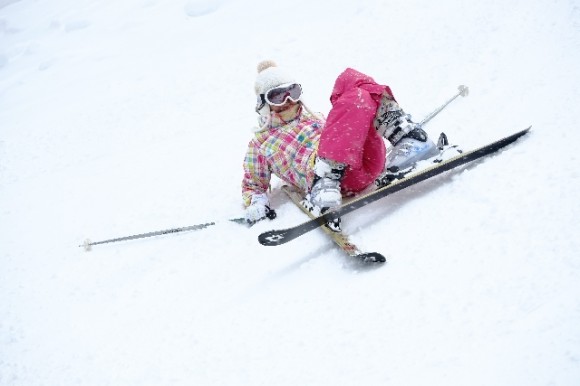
xmin=1 ymin=0 xmax=580 ymax=385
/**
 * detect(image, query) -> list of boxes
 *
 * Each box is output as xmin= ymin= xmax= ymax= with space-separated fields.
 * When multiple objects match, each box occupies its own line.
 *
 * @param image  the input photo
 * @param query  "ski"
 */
xmin=259 ymin=126 xmax=531 ymax=246
xmin=282 ymin=186 xmax=386 ymax=263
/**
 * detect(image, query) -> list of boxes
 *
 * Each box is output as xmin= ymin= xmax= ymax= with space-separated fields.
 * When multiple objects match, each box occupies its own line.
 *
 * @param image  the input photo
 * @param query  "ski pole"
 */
xmin=80 ymin=210 xmax=276 ymax=252
xmin=80 ymin=220 xmax=236 ymax=251
xmin=420 ymin=85 xmax=469 ymax=126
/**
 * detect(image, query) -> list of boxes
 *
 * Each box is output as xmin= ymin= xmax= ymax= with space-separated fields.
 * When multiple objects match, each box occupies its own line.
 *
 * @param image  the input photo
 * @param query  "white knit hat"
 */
xmin=254 ymin=60 xmax=297 ymax=95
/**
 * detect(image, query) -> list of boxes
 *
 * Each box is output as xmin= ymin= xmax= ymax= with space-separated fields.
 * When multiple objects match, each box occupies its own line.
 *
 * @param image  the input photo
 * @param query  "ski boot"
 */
xmin=375 ymin=127 xmax=442 ymax=188
xmin=303 ymin=157 xmax=345 ymax=232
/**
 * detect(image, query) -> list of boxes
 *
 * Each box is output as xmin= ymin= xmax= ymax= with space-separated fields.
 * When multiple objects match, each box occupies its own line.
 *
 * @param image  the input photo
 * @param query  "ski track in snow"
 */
xmin=1 ymin=0 xmax=579 ymax=385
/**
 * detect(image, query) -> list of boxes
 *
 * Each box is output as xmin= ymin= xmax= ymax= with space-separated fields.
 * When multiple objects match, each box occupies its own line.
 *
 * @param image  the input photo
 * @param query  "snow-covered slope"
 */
xmin=1 ymin=0 xmax=579 ymax=385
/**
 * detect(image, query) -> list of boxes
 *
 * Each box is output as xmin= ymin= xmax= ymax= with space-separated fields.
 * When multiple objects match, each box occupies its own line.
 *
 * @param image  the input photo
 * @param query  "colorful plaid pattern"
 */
xmin=242 ymin=107 xmax=324 ymax=206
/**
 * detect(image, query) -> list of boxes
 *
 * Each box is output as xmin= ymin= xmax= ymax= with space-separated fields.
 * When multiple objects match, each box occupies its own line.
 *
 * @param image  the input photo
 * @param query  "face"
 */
xmin=270 ymin=100 xmax=298 ymax=113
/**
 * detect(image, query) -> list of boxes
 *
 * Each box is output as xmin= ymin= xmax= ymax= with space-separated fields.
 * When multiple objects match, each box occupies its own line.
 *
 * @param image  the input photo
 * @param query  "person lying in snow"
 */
xmin=242 ymin=60 xmax=439 ymax=227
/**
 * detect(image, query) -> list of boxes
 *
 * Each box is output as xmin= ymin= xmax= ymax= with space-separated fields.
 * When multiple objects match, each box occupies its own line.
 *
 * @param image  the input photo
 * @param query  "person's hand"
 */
xmin=245 ymin=193 xmax=270 ymax=224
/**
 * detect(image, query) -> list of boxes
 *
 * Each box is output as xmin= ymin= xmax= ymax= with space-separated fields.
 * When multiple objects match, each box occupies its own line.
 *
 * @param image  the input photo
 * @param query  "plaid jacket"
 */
xmin=242 ymin=105 xmax=325 ymax=206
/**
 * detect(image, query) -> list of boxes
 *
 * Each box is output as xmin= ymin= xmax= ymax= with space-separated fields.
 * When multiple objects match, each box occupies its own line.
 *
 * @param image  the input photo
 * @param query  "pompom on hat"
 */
xmin=254 ymin=60 xmax=297 ymax=95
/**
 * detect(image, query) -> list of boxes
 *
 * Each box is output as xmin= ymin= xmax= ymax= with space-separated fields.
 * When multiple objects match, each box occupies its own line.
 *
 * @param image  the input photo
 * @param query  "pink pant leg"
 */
xmin=317 ymin=88 xmax=386 ymax=193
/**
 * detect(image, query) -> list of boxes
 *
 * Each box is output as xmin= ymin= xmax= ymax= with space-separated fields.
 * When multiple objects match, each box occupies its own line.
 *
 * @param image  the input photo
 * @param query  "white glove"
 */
xmin=245 ymin=193 xmax=270 ymax=224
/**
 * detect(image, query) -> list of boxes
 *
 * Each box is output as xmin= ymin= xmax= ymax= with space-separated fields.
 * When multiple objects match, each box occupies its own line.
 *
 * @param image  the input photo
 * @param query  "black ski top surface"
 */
xmin=259 ymin=127 xmax=531 ymax=247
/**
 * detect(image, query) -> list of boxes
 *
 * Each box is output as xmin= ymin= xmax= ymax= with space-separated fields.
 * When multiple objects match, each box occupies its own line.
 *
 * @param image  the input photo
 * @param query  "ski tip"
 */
xmin=258 ymin=230 xmax=288 ymax=246
xmin=358 ymin=252 xmax=386 ymax=263
xmin=519 ymin=126 xmax=532 ymax=135
xmin=511 ymin=126 xmax=532 ymax=142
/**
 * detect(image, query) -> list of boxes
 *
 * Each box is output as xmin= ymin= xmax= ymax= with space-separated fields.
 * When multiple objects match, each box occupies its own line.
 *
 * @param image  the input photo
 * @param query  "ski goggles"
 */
xmin=256 ymin=83 xmax=303 ymax=111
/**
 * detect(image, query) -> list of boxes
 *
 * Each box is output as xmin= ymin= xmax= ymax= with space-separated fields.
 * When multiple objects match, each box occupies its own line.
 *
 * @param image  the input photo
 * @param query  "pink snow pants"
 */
xmin=317 ymin=68 xmax=391 ymax=194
